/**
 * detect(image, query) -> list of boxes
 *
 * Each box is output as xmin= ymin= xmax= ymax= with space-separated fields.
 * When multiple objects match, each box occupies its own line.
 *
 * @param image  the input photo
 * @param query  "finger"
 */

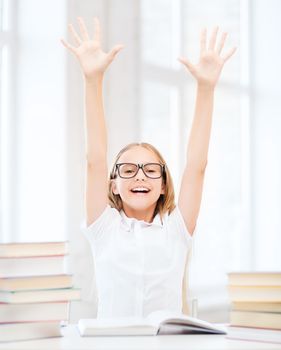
xmin=77 ymin=17 xmax=90 ymax=41
xmin=108 ymin=44 xmax=124 ymax=60
xmin=208 ymin=26 xmax=219 ymax=51
xmin=60 ymin=38 xmax=77 ymax=54
xmin=221 ymin=47 xmax=237 ymax=62
xmin=93 ymin=17 xmax=101 ymax=42
xmin=216 ymin=32 xmax=227 ymax=55
xmin=178 ymin=57 xmax=195 ymax=74
xmin=68 ymin=23 xmax=82 ymax=45
xmin=200 ymin=28 xmax=207 ymax=55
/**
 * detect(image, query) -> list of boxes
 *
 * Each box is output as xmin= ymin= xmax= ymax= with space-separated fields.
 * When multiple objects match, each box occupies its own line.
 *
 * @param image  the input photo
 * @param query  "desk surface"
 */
xmin=0 ymin=325 xmax=281 ymax=350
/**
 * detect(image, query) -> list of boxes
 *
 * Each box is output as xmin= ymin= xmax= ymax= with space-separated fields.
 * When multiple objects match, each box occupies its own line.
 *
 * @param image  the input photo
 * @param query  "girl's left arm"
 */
xmin=177 ymin=27 xmax=236 ymax=236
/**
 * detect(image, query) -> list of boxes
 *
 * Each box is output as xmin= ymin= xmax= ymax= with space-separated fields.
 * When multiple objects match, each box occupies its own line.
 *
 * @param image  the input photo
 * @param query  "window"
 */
xmin=0 ymin=0 xmax=13 ymax=242
xmin=139 ymin=0 xmax=247 ymax=319
xmin=0 ymin=0 xmax=67 ymax=242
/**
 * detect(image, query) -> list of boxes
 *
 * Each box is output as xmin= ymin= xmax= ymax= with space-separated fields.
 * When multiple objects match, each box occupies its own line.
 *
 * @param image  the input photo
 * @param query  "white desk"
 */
xmin=0 ymin=325 xmax=281 ymax=350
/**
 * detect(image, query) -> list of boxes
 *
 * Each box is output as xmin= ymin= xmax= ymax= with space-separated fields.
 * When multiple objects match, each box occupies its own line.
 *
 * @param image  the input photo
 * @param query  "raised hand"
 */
xmin=61 ymin=17 xmax=124 ymax=80
xmin=178 ymin=27 xmax=236 ymax=88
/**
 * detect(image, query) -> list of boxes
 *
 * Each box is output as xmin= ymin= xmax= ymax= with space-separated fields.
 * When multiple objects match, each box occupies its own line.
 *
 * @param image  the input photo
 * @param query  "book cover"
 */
xmin=232 ymin=301 xmax=281 ymax=313
xmin=0 ymin=255 xmax=67 ymax=278
xmin=0 ymin=241 xmax=69 ymax=258
xmin=230 ymin=310 xmax=281 ymax=330
xmin=228 ymin=285 xmax=281 ymax=302
xmin=0 ymin=301 xmax=69 ymax=323
xmin=0 ymin=321 xmax=62 ymax=342
xmin=0 ymin=287 xmax=81 ymax=303
xmin=0 ymin=274 xmax=73 ymax=291
xmin=227 ymin=272 xmax=281 ymax=286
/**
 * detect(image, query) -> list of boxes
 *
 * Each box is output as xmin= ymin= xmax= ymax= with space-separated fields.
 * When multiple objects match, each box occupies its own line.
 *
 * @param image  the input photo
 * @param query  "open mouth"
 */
xmin=130 ymin=187 xmax=151 ymax=194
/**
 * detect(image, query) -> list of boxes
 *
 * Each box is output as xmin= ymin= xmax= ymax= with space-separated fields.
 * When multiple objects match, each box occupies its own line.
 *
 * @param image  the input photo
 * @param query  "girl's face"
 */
xmin=111 ymin=146 xmax=165 ymax=214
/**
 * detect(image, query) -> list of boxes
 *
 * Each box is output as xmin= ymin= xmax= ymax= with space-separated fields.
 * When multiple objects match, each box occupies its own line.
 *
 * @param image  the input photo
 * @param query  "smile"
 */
xmin=130 ymin=187 xmax=150 ymax=193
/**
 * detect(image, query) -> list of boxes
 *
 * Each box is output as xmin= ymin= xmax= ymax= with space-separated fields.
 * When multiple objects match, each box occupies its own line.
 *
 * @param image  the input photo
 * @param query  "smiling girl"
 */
xmin=61 ymin=17 xmax=236 ymax=318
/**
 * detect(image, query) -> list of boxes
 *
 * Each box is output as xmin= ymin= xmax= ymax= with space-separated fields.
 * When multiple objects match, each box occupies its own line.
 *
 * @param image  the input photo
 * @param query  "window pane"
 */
xmin=189 ymin=90 xmax=244 ymax=313
xmin=140 ymin=0 xmax=244 ymax=321
xmin=140 ymin=0 xmax=181 ymax=69
xmin=183 ymin=0 xmax=240 ymax=83
xmin=0 ymin=1 xmax=67 ymax=242
xmin=140 ymin=81 xmax=180 ymax=188
xmin=0 ymin=45 xmax=10 ymax=242
xmin=0 ymin=0 xmax=10 ymax=31
xmin=16 ymin=1 xmax=66 ymax=241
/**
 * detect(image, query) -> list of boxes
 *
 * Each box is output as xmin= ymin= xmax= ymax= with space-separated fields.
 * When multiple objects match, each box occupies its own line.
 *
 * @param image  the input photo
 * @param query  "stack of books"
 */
xmin=0 ymin=241 xmax=80 ymax=342
xmin=227 ymin=271 xmax=281 ymax=344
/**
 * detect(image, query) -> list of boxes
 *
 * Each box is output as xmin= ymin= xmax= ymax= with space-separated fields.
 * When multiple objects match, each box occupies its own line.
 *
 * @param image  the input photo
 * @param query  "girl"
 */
xmin=61 ymin=17 xmax=236 ymax=319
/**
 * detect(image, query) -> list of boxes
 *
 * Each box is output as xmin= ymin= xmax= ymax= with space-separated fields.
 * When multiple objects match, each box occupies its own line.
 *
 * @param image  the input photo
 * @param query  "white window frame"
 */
xmin=0 ymin=0 xmax=19 ymax=242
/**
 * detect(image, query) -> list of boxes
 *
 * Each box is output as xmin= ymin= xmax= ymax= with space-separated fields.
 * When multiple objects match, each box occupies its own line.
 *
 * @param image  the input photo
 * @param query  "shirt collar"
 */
xmin=120 ymin=210 xmax=164 ymax=231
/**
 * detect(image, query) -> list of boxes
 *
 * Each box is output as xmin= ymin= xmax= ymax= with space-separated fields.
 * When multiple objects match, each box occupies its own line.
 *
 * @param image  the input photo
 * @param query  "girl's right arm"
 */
xmin=61 ymin=17 xmax=123 ymax=226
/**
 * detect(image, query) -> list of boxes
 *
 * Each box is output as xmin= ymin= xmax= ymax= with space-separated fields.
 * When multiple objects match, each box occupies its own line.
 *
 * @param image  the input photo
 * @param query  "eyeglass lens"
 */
xmin=118 ymin=163 xmax=162 ymax=178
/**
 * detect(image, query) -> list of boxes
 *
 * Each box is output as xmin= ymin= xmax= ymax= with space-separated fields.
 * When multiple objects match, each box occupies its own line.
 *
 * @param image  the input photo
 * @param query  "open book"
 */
xmin=77 ymin=310 xmax=226 ymax=336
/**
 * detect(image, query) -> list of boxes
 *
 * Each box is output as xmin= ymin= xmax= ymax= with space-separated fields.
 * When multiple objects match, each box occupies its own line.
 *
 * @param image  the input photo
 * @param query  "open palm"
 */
xmin=61 ymin=17 xmax=123 ymax=79
xmin=179 ymin=27 xmax=236 ymax=87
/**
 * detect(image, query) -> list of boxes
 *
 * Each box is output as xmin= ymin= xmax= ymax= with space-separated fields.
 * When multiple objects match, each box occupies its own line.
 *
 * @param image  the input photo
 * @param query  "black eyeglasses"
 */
xmin=115 ymin=163 xmax=165 ymax=179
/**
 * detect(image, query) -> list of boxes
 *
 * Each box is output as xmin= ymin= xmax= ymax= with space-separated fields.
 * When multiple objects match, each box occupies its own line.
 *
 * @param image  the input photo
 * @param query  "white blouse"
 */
xmin=82 ymin=205 xmax=192 ymax=319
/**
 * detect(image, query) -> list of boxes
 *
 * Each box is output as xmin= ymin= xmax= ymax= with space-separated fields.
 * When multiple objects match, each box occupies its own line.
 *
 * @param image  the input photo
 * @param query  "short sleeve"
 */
xmin=80 ymin=205 xmax=120 ymax=243
xmin=167 ymin=206 xmax=194 ymax=244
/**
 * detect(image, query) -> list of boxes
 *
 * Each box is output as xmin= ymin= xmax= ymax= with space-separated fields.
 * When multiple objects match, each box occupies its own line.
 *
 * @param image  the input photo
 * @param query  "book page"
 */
xmin=147 ymin=310 xmax=226 ymax=334
xmin=77 ymin=317 xmax=158 ymax=336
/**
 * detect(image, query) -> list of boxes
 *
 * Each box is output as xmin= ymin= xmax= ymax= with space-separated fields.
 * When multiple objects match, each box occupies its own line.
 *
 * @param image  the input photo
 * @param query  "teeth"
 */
xmin=131 ymin=187 xmax=150 ymax=193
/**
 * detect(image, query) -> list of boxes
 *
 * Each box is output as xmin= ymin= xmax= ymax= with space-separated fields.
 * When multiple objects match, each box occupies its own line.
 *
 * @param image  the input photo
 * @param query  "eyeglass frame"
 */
xmin=114 ymin=162 xmax=166 ymax=179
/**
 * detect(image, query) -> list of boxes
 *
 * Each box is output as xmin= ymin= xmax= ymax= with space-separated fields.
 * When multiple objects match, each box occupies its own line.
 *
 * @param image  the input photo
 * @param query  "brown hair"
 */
xmin=108 ymin=143 xmax=176 ymax=219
